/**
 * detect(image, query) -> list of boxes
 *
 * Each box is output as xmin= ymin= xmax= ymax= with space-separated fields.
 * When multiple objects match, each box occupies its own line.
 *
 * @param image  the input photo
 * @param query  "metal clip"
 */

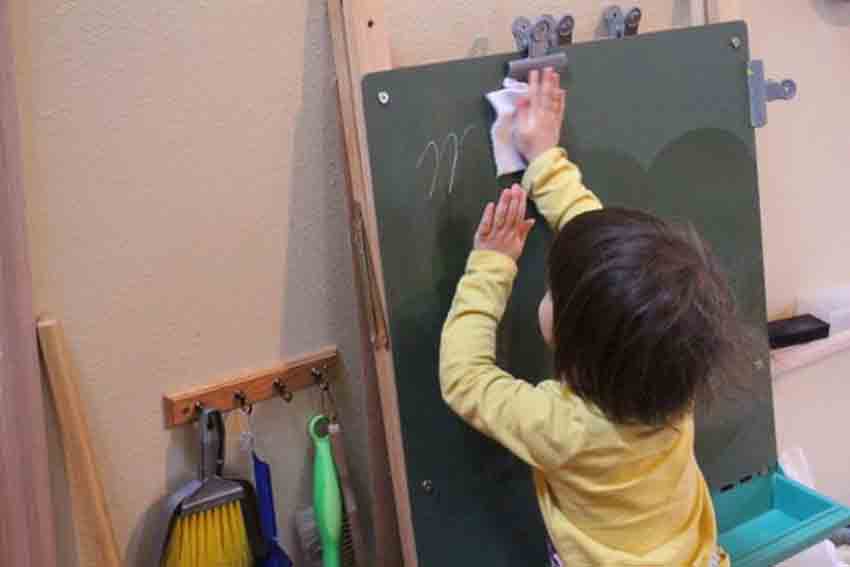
xmin=604 ymin=6 xmax=642 ymax=39
xmin=507 ymin=14 xmax=572 ymax=80
xmin=748 ymin=60 xmax=797 ymax=128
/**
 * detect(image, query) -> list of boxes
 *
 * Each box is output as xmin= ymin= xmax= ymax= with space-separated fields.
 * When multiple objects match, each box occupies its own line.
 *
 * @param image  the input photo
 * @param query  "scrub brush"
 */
xmin=296 ymin=415 xmax=364 ymax=567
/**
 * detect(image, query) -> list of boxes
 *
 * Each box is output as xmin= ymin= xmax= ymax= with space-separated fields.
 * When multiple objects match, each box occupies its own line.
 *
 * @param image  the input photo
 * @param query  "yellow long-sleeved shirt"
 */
xmin=439 ymin=148 xmax=729 ymax=567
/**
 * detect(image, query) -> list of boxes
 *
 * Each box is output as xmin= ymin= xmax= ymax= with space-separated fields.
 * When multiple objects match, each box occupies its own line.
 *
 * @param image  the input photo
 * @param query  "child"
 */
xmin=440 ymin=68 xmax=736 ymax=566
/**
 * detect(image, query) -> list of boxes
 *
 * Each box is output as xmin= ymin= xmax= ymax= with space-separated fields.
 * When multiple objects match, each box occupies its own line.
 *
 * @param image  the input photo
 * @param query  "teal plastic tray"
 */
xmin=713 ymin=470 xmax=850 ymax=566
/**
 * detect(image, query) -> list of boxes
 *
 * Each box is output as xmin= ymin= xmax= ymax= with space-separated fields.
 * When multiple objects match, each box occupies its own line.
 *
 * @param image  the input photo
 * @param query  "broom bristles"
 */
xmin=295 ymin=506 xmax=358 ymax=567
xmin=164 ymin=501 xmax=253 ymax=567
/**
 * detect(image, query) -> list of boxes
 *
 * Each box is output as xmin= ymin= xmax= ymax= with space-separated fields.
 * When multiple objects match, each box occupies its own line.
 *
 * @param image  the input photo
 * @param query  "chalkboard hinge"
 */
xmin=748 ymin=60 xmax=797 ymax=128
xmin=507 ymin=15 xmax=572 ymax=80
xmin=353 ymin=203 xmax=390 ymax=350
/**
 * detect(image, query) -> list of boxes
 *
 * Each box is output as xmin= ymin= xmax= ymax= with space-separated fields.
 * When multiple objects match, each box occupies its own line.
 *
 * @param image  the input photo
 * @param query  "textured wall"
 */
xmin=12 ymin=1 xmax=367 ymax=564
xmin=740 ymin=0 xmax=850 ymax=317
xmin=386 ymin=0 xmax=692 ymax=67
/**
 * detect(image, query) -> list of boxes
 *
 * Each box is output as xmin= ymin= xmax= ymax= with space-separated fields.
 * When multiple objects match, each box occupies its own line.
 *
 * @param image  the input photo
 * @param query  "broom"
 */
xmin=161 ymin=407 xmax=267 ymax=566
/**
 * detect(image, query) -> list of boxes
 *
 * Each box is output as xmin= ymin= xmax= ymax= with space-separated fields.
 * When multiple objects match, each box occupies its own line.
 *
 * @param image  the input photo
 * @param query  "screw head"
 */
xmin=421 ymin=480 xmax=434 ymax=494
xmin=377 ymin=91 xmax=390 ymax=105
xmin=730 ymin=36 xmax=742 ymax=50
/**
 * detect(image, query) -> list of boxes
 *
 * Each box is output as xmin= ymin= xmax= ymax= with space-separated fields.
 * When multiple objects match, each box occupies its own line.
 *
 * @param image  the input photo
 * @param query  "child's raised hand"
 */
xmin=514 ymin=67 xmax=566 ymax=164
xmin=474 ymin=185 xmax=535 ymax=261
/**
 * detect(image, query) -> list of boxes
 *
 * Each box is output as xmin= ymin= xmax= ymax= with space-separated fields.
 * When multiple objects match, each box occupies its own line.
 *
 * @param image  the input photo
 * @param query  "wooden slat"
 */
xmin=327 ymin=1 xmax=415 ymax=565
xmin=163 ymin=347 xmax=340 ymax=427
xmin=0 ymin=0 xmax=59 ymax=564
xmin=690 ymin=0 xmax=708 ymax=25
xmin=706 ymin=0 xmax=743 ymax=22
xmin=36 ymin=318 xmax=122 ymax=567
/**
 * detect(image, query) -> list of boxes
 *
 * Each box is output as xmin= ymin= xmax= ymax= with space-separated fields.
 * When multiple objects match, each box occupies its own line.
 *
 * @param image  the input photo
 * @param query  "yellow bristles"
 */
xmin=164 ymin=501 xmax=252 ymax=567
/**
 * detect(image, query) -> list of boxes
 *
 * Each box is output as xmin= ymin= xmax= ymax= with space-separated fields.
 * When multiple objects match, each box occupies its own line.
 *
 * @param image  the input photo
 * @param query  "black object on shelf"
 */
xmin=768 ymin=314 xmax=830 ymax=349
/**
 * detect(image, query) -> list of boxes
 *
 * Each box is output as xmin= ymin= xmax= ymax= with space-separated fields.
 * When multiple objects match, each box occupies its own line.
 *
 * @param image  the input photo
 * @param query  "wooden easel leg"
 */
xmin=327 ymin=1 xmax=418 ymax=565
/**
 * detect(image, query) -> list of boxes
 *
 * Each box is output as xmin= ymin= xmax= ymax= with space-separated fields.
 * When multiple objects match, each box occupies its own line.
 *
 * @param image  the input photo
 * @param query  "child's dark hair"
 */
xmin=548 ymin=207 xmax=744 ymax=427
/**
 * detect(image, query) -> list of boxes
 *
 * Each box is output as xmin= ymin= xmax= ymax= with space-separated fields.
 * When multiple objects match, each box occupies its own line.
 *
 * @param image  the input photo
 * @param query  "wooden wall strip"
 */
xmin=0 ymin=0 xmax=59 ymax=563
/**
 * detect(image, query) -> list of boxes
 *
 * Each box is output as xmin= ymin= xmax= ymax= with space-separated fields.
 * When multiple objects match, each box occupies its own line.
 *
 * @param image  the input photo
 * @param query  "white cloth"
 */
xmin=485 ymin=78 xmax=529 ymax=176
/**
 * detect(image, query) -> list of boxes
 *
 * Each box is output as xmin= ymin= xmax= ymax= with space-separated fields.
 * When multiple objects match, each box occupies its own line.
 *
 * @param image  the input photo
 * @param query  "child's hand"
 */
xmin=515 ymin=67 xmax=566 ymax=164
xmin=474 ymin=185 xmax=535 ymax=262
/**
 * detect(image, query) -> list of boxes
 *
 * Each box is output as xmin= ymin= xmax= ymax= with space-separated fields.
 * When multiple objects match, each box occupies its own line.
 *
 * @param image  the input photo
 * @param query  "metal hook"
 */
xmin=234 ymin=390 xmax=253 ymax=414
xmin=312 ymin=366 xmax=337 ymax=422
xmin=273 ymin=379 xmax=294 ymax=403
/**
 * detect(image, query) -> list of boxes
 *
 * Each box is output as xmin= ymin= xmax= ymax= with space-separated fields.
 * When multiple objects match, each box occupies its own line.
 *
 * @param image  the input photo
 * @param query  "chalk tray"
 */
xmin=713 ymin=469 xmax=850 ymax=566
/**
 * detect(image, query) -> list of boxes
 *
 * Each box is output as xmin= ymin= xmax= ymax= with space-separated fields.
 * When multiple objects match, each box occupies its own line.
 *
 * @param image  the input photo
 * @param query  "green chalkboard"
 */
xmin=363 ymin=22 xmax=775 ymax=565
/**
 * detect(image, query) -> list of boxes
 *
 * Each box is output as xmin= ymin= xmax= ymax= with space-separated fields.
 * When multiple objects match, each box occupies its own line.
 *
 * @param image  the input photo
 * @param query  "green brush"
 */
xmin=309 ymin=414 xmax=343 ymax=567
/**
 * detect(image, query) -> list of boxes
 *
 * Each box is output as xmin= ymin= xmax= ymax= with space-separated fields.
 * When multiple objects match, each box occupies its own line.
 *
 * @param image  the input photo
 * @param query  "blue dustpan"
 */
xmin=253 ymin=452 xmax=294 ymax=567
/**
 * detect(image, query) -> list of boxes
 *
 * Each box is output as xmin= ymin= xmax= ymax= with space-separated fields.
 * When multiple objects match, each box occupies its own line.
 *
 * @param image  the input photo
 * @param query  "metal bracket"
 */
xmin=748 ymin=60 xmax=797 ymax=128
xmin=507 ymin=14 xmax=572 ymax=80
xmin=604 ymin=6 xmax=642 ymax=39
xmin=352 ymin=203 xmax=389 ymax=350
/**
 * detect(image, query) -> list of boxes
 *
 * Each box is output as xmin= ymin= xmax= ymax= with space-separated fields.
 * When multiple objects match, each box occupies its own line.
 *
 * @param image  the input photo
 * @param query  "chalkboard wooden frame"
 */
xmin=330 ymin=3 xmax=748 ymax=564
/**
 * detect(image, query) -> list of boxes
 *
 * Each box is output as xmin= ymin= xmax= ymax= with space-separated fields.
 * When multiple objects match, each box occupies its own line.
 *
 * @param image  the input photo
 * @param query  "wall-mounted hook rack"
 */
xmin=163 ymin=346 xmax=340 ymax=427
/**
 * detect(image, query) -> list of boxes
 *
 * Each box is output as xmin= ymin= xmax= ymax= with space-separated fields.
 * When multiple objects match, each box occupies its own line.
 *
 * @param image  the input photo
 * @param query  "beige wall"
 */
xmin=742 ymin=0 xmax=850 ymax=318
xmin=13 ymin=0 xmax=849 ymax=565
xmin=386 ymin=0 xmax=694 ymax=67
xmin=12 ymin=1 xmax=367 ymax=564
xmin=740 ymin=0 xmax=850 ymax=506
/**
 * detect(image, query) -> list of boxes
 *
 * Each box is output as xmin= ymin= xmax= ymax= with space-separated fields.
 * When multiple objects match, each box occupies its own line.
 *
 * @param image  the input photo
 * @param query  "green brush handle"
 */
xmin=309 ymin=414 xmax=342 ymax=567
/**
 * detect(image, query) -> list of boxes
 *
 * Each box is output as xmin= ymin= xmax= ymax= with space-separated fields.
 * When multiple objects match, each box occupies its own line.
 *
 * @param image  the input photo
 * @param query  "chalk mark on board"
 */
xmin=416 ymin=140 xmax=440 ymax=199
xmin=418 ymin=125 xmax=477 ymax=200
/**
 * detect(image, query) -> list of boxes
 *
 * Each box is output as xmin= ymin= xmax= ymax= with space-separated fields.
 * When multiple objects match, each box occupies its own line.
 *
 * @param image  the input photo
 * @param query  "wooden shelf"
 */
xmin=770 ymin=329 xmax=850 ymax=378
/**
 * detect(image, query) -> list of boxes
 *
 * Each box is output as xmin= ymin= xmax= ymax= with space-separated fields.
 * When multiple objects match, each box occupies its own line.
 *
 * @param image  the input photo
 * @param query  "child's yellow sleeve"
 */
xmin=439 ymin=250 xmax=586 ymax=471
xmin=521 ymin=147 xmax=602 ymax=231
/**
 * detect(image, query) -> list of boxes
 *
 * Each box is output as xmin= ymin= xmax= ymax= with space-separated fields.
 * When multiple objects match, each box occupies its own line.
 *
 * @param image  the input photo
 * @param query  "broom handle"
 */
xmin=37 ymin=317 xmax=122 ymax=567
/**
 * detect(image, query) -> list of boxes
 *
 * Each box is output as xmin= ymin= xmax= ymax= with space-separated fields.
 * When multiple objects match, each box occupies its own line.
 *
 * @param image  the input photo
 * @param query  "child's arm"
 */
xmin=440 ymin=188 xmax=585 ymax=470
xmin=522 ymin=149 xmax=601 ymax=231
xmin=516 ymin=68 xmax=602 ymax=231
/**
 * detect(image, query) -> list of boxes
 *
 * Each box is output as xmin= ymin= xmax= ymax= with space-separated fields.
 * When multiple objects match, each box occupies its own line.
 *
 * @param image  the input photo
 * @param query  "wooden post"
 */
xmin=327 ymin=1 xmax=419 ymax=565
xmin=706 ymin=0 xmax=743 ymax=22
xmin=0 ymin=0 xmax=59 ymax=564
xmin=37 ymin=318 xmax=122 ymax=567
xmin=690 ymin=0 xmax=708 ymax=25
